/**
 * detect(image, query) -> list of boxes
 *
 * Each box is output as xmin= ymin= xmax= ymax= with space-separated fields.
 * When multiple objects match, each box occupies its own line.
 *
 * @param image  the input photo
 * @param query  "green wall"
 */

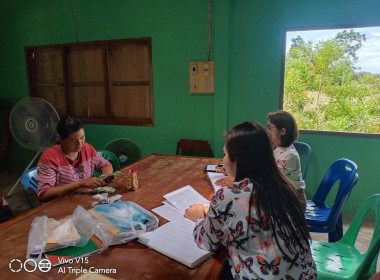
xmin=0 ymin=0 xmax=226 ymax=168
xmin=1 ymin=0 xmax=379 ymax=215
xmin=228 ymin=0 xmax=380 ymax=215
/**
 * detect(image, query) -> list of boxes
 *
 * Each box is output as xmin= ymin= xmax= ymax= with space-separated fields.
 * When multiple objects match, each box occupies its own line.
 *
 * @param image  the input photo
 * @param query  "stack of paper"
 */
xmin=140 ymin=185 xmax=213 ymax=268
xmin=152 ymin=185 xmax=209 ymax=222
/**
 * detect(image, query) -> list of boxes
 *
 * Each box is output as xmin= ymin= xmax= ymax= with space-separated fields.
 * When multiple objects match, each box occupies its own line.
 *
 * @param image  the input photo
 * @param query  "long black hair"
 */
xmin=225 ymin=121 xmax=310 ymax=253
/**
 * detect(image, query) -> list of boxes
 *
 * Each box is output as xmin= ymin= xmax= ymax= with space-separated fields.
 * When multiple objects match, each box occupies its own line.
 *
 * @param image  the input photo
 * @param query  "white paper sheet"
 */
xmin=139 ymin=218 xmax=212 ymax=268
xmin=152 ymin=204 xmax=183 ymax=222
xmin=206 ymin=164 xmax=217 ymax=171
xmin=163 ymin=185 xmax=209 ymax=214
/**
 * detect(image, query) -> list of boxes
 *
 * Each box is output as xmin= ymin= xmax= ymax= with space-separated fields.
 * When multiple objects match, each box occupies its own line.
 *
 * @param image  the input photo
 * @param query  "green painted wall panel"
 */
xmin=0 ymin=0 xmax=221 ymax=174
xmin=229 ymin=0 xmax=380 ymax=214
xmin=1 ymin=0 xmax=380 ymax=215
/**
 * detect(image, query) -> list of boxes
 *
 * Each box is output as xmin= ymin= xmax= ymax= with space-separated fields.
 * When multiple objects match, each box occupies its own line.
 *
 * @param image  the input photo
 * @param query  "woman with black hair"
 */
xmin=185 ymin=121 xmax=316 ymax=280
xmin=267 ymin=110 xmax=306 ymax=212
xmin=37 ymin=116 xmax=114 ymax=202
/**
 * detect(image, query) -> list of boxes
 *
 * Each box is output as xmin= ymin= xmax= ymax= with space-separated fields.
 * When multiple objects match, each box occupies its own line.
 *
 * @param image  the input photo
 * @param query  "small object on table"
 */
xmin=127 ymin=169 xmax=138 ymax=191
xmin=91 ymin=193 xmax=122 ymax=207
xmin=205 ymin=164 xmax=224 ymax=173
xmin=89 ymin=186 xmax=115 ymax=194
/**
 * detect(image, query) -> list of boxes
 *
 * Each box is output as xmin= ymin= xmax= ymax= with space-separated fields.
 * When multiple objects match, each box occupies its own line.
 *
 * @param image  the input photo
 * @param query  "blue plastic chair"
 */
xmin=293 ymin=141 xmax=312 ymax=181
xmin=305 ymin=158 xmax=358 ymax=242
xmin=20 ymin=167 xmax=39 ymax=208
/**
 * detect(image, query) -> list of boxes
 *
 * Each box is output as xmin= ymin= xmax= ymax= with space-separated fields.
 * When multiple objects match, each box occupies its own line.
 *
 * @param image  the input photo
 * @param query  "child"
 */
xmin=185 ymin=121 xmax=316 ymax=280
xmin=267 ymin=110 xmax=306 ymax=212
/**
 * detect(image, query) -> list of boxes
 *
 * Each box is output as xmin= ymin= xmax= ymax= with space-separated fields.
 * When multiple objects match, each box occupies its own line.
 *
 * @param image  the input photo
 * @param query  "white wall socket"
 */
xmin=193 ymin=79 xmax=199 ymax=90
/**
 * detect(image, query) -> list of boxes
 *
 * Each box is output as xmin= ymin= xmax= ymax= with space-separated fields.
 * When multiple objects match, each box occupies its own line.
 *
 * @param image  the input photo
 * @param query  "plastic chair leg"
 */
xmin=23 ymin=189 xmax=35 ymax=209
xmin=337 ymin=214 xmax=343 ymax=238
xmin=328 ymin=231 xmax=337 ymax=242
xmin=328 ymin=215 xmax=343 ymax=242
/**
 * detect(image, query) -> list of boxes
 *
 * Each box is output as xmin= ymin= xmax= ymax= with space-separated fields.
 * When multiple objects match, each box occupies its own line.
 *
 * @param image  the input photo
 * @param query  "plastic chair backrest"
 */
xmin=94 ymin=150 xmax=121 ymax=178
xmin=293 ymin=141 xmax=311 ymax=180
xmin=311 ymin=193 xmax=380 ymax=280
xmin=176 ymin=139 xmax=210 ymax=157
xmin=340 ymin=193 xmax=380 ymax=277
xmin=20 ymin=167 xmax=38 ymax=208
xmin=104 ymin=138 xmax=143 ymax=167
xmin=313 ymin=158 xmax=357 ymax=205
xmin=313 ymin=158 xmax=358 ymax=222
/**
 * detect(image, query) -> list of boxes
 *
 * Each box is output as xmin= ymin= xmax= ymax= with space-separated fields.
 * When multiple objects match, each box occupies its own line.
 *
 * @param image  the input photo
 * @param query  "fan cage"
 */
xmin=104 ymin=138 xmax=142 ymax=167
xmin=9 ymin=97 xmax=60 ymax=152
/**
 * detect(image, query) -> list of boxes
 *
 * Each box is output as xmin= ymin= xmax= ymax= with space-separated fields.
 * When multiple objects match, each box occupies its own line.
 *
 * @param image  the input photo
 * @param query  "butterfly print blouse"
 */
xmin=192 ymin=179 xmax=317 ymax=279
xmin=273 ymin=144 xmax=306 ymax=190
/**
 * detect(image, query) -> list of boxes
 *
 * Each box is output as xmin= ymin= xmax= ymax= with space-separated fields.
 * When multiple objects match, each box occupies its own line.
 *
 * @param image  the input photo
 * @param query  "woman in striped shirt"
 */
xmin=37 ymin=116 xmax=114 ymax=202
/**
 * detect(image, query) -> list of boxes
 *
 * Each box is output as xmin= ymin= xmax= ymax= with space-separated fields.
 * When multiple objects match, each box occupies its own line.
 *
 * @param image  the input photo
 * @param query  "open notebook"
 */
xmin=140 ymin=185 xmax=214 ymax=268
xmin=139 ymin=218 xmax=213 ymax=268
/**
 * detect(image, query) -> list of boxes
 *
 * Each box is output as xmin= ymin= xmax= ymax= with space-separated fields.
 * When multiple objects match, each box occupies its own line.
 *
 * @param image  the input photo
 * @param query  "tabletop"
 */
xmin=0 ymin=154 xmax=226 ymax=280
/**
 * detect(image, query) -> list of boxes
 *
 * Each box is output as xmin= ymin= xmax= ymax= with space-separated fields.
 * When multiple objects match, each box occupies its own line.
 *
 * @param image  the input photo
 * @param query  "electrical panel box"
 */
xmin=189 ymin=61 xmax=214 ymax=93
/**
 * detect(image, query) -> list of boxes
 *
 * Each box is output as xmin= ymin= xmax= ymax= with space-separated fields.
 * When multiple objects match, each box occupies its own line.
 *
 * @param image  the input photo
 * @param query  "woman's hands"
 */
xmin=184 ymin=204 xmax=209 ymax=222
xmin=102 ymin=174 xmax=116 ymax=184
xmin=78 ymin=172 xmax=116 ymax=189
xmin=40 ymin=177 xmax=105 ymax=202
xmin=78 ymin=177 xmax=104 ymax=189
xmin=214 ymin=167 xmax=234 ymax=186
xmin=215 ymin=176 xmax=234 ymax=186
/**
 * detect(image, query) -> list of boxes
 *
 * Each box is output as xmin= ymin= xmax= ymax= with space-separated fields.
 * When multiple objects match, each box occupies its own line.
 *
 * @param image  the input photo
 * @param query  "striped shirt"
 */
xmin=37 ymin=143 xmax=110 ymax=199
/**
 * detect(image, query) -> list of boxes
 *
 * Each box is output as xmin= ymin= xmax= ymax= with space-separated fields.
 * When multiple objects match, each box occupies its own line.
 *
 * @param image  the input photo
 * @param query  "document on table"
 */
xmin=151 ymin=204 xmax=184 ymax=222
xmin=163 ymin=185 xmax=209 ymax=214
xmin=206 ymin=164 xmax=217 ymax=172
xmin=138 ymin=218 xmax=213 ymax=268
xmin=205 ymin=164 xmax=224 ymax=173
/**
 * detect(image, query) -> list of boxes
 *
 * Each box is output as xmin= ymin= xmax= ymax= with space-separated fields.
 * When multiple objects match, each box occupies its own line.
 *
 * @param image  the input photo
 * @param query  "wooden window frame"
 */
xmin=25 ymin=37 xmax=154 ymax=126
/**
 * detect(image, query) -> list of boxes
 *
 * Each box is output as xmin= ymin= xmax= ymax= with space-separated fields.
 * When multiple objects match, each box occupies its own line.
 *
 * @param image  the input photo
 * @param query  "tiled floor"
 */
xmin=0 ymin=170 xmax=378 ymax=273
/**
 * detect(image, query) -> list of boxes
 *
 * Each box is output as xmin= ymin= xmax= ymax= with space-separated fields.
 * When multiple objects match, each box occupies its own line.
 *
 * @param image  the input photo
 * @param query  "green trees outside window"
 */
xmin=283 ymin=29 xmax=380 ymax=134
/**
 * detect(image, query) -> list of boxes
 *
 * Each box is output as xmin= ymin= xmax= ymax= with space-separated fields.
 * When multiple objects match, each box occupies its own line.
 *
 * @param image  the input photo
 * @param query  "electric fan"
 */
xmin=6 ymin=97 xmax=60 ymax=197
xmin=104 ymin=138 xmax=142 ymax=168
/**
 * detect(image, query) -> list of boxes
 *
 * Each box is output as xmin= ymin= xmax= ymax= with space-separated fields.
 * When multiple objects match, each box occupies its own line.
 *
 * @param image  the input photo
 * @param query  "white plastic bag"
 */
xmin=90 ymin=201 xmax=159 ymax=245
xmin=26 ymin=206 xmax=112 ymax=262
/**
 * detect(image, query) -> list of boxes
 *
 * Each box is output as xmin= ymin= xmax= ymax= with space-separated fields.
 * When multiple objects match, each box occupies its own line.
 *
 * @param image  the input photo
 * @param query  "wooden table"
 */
xmin=0 ymin=154 xmax=226 ymax=280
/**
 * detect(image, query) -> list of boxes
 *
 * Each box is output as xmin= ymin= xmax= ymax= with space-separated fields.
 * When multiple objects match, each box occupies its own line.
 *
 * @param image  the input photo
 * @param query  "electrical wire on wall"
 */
xmin=208 ymin=0 xmax=212 ymax=61
xmin=69 ymin=0 xmax=79 ymax=42
xmin=184 ymin=0 xmax=212 ymax=138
